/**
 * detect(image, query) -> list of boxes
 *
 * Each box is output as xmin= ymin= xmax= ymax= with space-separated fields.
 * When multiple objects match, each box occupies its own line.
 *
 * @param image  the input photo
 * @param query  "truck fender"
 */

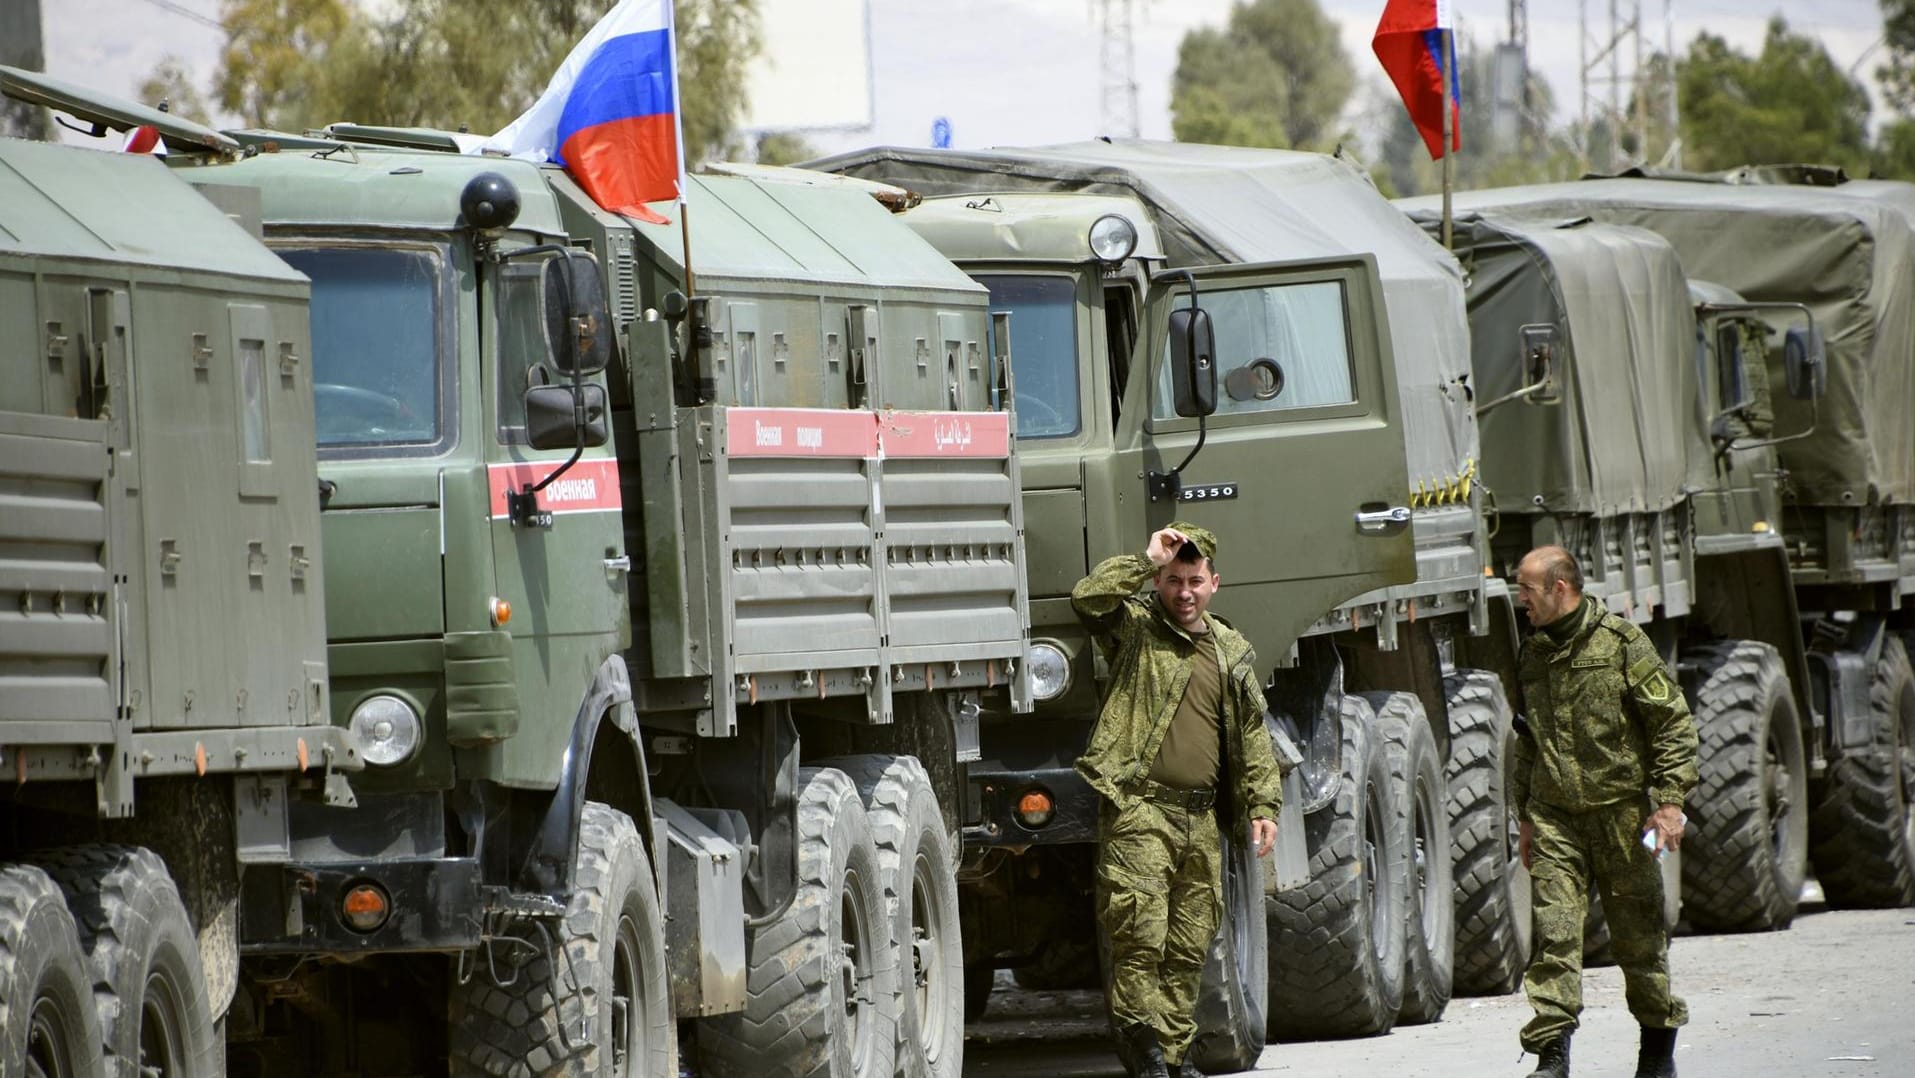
xmin=516 ymin=654 xmax=657 ymax=898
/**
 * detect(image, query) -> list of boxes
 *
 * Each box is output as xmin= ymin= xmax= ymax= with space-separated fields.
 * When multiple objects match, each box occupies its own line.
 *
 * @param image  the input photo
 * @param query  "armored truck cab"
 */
xmin=1402 ymin=209 xmax=1817 ymax=933
xmin=1413 ymin=178 xmax=1915 ymax=913
xmin=814 ymin=140 xmax=1505 ymax=1050
xmin=0 ymin=132 xmax=353 ymax=1078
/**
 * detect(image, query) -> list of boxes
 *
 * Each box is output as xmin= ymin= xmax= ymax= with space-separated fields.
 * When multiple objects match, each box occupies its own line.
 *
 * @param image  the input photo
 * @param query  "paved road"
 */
xmin=963 ymin=904 xmax=1915 ymax=1078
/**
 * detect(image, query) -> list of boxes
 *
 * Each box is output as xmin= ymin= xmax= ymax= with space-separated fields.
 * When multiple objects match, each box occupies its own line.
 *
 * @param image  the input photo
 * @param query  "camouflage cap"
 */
xmin=1165 ymin=520 xmax=1218 ymax=563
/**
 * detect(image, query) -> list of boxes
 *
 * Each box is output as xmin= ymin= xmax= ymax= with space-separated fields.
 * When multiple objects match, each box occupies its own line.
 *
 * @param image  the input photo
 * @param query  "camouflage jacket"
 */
xmin=1071 ymin=553 xmax=1283 ymax=828
xmin=1511 ymin=596 xmax=1698 ymax=820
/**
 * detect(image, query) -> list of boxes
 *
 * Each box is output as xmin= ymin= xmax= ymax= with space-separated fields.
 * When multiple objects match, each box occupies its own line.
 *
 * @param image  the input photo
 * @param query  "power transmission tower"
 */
xmin=1491 ymin=0 xmax=1531 ymax=152
xmin=1579 ymin=0 xmax=1678 ymax=169
xmin=1097 ymin=0 xmax=1140 ymax=139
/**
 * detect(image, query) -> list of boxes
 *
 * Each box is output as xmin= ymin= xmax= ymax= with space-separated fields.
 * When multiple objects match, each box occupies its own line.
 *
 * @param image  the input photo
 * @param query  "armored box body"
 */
xmin=0 ymin=139 xmax=337 ymax=798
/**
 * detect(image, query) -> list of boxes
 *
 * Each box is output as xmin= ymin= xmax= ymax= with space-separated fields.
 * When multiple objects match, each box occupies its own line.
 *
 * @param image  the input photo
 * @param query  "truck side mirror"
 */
xmin=1521 ymin=324 xmax=1562 ymax=406
xmin=1784 ymin=326 xmax=1826 ymax=400
xmin=1168 ymin=306 xmax=1217 ymax=417
xmin=524 ymin=383 xmax=609 ymax=450
xmin=545 ymin=251 xmax=612 ymax=376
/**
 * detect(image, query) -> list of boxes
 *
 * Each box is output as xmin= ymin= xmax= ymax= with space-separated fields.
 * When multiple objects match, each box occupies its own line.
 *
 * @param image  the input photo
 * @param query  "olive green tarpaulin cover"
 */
xmin=1401 ymin=212 xmax=1707 ymax=515
xmin=1399 ymin=179 xmax=1915 ymax=507
xmin=810 ymin=141 xmax=1479 ymax=497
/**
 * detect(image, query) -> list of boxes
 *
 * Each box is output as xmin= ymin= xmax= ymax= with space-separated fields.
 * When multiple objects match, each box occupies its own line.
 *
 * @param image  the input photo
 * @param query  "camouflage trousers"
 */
xmin=1521 ymin=799 xmax=1689 ymax=1053
xmin=1095 ymin=794 xmax=1222 ymax=1065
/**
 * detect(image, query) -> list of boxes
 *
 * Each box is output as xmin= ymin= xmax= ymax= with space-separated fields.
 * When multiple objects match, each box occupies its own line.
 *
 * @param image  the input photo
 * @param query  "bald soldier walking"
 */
xmin=1511 ymin=546 xmax=1698 ymax=1078
xmin=1072 ymin=523 xmax=1282 ymax=1078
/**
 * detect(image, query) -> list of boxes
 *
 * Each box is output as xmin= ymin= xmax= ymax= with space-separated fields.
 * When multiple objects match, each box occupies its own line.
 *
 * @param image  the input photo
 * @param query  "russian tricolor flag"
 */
xmin=1373 ymin=0 xmax=1461 ymax=161
xmin=481 ymin=0 xmax=685 ymax=224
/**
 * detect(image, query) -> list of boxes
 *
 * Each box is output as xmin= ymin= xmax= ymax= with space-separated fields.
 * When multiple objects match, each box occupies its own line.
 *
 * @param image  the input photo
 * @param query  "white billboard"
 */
xmin=743 ymin=0 xmax=874 ymax=132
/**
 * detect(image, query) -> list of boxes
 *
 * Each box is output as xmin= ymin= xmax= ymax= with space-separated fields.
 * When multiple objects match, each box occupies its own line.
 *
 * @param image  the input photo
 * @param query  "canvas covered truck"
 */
xmin=1397 ymin=209 xmax=1829 ymax=944
xmin=0 ymin=133 xmax=353 ymax=1078
xmin=1408 ymin=178 xmax=1915 ymax=915
xmin=812 ymin=140 xmax=1507 ymax=1050
xmin=3 ymin=67 xmax=1030 ymax=1078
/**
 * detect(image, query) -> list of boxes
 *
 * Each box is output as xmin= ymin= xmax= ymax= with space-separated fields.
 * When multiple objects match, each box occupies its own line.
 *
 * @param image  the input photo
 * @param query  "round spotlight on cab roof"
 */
xmin=1088 ymin=214 xmax=1139 ymax=264
xmin=1028 ymin=641 xmax=1071 ymax=702
xmin=350 ymin=694 xmax=422 ymax=768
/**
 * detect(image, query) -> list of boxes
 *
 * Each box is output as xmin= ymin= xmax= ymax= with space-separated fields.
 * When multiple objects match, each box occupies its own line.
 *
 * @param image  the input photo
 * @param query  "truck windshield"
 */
xmin=1153 ymin=279 xmax=1354 ymax=420
xmin=974 ymin=274 xmax=1081 ymax=438
xmin=277 ymin=245 xmax=449 ymax=453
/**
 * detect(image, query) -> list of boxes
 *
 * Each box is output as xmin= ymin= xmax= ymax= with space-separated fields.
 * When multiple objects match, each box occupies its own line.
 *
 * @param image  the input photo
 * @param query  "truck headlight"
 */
xmin=1028 ymin=641 xmax=1071 ymax=701
xmin=1088 ymin=214 xmax=1139 ymax=263
xmin=350 ymin=695 xmax=422 ymax=767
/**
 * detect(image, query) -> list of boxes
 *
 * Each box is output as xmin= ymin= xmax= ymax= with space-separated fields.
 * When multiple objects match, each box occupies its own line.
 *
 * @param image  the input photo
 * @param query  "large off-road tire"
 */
xmin=1678 ymin=640 xmax=1809 ymax=931
xmin=699 ymin=768 xmax=898 ymax=1078
xmin=1809 ymin=634 xmax=1915 ymax=907
xmin=1443 ymin=670 xmax=1532 ymax=996
xmin=450 ymin=801 xmax=674 ymax=1078
xmin=1188 ymin=816 xmax=1269 ymax=1072
xmin=1267 ymin=702 xmax=1406 ymax=1039
xmin=0 ymin=863 xmax=104 ymax=1078
xmin=36 ymin=845 xmax=219 ymax=1078
xmin=1366 ymin=691 xmax=1453 ymax=1025
xmin=819 ymin=755 xmax=962 ymax=1078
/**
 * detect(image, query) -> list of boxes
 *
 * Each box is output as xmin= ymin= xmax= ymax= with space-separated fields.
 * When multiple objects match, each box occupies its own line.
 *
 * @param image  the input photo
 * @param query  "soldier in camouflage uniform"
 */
xmin=1072 ymin=523 xmax=1283 ymax=1078
xmin=1511 ymin=546 xmax=1698 ymax=1078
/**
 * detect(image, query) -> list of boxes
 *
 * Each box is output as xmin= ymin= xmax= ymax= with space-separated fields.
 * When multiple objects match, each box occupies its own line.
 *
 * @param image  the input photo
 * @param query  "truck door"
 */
xmin=1114 ymin=255 xmax=1416 ymax=656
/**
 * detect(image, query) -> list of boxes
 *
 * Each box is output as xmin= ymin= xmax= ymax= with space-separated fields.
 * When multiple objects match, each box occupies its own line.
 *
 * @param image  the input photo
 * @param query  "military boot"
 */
xmin=1633 ymin=1027 xmax=1677 ymax=1077
xmin=1525 ymin=1035 xmax=1571 ymax=1078
xmin=1174 ymin=1059 xmax=1205 ymax=1078
xmin=1116 ymin=1023 xmax=1170 ymax=1078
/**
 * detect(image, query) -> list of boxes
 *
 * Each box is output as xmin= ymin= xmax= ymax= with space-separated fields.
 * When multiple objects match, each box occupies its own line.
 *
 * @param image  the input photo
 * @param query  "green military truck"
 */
xmin=4 ymin=68 xmax=1034 ymax=1078
xmin=813 ymin=141 xmax=1505 ymax=1050
xmin=0 ymin=133 xmax=355 ymax=1077
xmin=1413 ymin=178 xmax=1915 ymax=914
xmin=1397 ymin=209 xmax=1825 ymax=943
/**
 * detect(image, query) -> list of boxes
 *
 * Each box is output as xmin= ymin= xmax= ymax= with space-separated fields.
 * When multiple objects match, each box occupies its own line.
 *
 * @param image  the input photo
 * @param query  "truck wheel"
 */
xmin=36 ymin=846 xmax=218 ymax=1078
xmin=1442 ymin=670 xmax=1532 ymax=996
xmin=450 ymin=801 xmax=674 ymax=1078
xmin=699 ymin=767 xmax=898 ymax=1078
xmin=1679 ymin=640 xmax=1809 ymax=930
xmin=1267 ymin=704 xmax=1406 ymax=1039
xmin=1188 ymin=814 xmax=1269 ymax=1071
xmin=819 ymin=755 xmax=963 ymax=1078
xmin=1365 ymin=691 xmax=1453 ymax=1025
xmin=0 ymin=863 xmax=103 ymax=1078
xmin=1809 ymin=634 xmax=1915 ymax=907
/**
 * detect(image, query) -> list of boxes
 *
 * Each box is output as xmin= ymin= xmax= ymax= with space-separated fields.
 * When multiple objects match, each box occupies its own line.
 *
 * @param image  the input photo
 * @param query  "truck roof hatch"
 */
xmin=0 ymin=64 xmax=240 ymax=156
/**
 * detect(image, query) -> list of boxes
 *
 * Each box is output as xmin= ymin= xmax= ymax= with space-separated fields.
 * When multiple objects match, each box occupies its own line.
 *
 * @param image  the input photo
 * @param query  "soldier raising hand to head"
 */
xmin=1071 ymin=523 xmax=1283 ymax=1078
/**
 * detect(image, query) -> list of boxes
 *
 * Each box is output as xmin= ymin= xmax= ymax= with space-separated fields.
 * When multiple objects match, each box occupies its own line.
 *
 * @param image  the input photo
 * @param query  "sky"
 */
xmin=37 ymin=0 xmax=1897 ymax=156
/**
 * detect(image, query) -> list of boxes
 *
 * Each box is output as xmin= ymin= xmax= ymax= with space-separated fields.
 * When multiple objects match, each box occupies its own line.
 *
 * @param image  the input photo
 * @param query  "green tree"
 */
xmin=1673 ymin=18 xmax=1870 ymax=172
xmin=197 ymin=0 xmax=761 ymax=165
xmin=1171 ymin=0 xmax=1355 ymax=151
xmin=1871 ymin=118 xmax=1915 ymax=179
xmin=755 ymin=131 xmax=818 ymax=167
xmin=1879 ymin=0 xmax=1915 ymax=114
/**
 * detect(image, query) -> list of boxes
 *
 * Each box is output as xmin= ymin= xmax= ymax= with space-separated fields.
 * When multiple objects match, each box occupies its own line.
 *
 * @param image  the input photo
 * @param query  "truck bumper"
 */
xmin=239 ymin=857 xmax=486 ymax=954
xmin=966 ymin=764 xmax=1101 ymax=847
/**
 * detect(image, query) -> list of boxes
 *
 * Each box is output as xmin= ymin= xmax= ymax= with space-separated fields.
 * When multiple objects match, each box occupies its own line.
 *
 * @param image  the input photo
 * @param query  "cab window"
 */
xmin=1152 ymin=279 xmax=1354 ymax=421
xmin=974 ymin=274 xmax=1081 ymax=439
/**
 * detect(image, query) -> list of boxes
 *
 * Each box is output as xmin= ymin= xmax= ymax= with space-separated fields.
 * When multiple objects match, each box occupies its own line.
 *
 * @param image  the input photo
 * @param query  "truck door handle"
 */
xmin=1354 ymin=505 xmax=1412 ymax=533
xmin=603 ymin=555 xmax=632 ymax=573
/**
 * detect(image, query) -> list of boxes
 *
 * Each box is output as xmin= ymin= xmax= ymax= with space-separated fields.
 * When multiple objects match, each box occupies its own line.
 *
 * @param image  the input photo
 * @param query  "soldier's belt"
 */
xmin=1135 ymin=779 xmax=1217 ymax=812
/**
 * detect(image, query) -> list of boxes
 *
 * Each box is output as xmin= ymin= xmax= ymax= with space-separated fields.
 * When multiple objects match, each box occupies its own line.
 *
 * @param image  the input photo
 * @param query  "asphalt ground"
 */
xmin=963 ymin=900 xmax=1915 ymax=1078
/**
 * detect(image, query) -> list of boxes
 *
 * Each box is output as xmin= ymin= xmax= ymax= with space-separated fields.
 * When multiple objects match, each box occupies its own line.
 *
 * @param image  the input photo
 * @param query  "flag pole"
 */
xmin=1441 ymin=26 xmax=1455 ymax=251
xmin=667 ymin=0 xmax=695 ymax=298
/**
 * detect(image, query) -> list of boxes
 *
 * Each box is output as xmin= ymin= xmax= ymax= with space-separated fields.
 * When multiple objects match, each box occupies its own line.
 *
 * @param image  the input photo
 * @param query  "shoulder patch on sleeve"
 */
xmin=1629 ymin=653 xmax=1677 ymax=704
